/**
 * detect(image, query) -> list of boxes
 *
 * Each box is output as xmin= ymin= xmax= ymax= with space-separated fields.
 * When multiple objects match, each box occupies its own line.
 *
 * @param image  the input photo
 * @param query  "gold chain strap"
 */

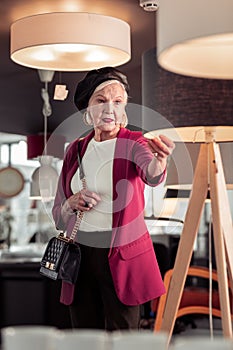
xmin=70 ymin=176 xmax=87 ymax=242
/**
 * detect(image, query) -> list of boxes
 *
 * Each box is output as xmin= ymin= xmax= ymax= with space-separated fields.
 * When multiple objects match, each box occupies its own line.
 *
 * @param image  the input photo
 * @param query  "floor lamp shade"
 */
xmin=157 ymin=0 xmax=233 ymax=79
xmin=10 ymin=12 xmax=131 ymax=71
xmin=166 ymin=142 xmax=233 ymax=190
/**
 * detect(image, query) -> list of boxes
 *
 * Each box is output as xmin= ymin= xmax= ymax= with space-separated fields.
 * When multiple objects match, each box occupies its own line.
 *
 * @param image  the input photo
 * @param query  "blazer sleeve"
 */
xmin=132 ymin=134 xmax=166 ymax=186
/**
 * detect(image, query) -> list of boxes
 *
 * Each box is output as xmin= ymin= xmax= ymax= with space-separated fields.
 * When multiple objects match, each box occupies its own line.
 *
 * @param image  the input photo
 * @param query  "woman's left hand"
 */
xmin=147 ymin=134 xmax=175 ymax=162
xmin=147 ymin=134 xmax=175 ymax=178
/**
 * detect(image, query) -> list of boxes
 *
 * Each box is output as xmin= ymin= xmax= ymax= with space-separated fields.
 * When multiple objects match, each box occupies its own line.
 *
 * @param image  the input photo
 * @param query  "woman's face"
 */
xmin=87 ymin=82 xmax=127 ymax=133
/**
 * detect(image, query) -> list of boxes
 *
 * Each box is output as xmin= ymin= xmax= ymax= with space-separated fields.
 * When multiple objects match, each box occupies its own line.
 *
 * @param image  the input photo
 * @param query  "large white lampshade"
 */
xmin=161 ymin=139 xmax=233 ymax=191
xmin=10 ymin=12 xmax=131 ymax=71
xmin=157 ymin=0 xmax=233 ymax=78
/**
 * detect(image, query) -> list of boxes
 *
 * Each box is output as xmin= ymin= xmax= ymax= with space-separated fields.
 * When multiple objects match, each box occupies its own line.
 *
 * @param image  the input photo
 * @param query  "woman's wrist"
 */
xmin=61 ymin=198 xmax=76 ymax=217
xmin=147 ymin=156 xmax=166 ymax=179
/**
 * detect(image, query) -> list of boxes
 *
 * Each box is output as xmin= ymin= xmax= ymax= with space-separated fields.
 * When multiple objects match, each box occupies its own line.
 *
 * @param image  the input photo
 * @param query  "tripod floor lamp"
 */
xmin=147 ymin=127 xmax=233 ymax=342
xmin=142 ymin=0 xmax=233 ymax=341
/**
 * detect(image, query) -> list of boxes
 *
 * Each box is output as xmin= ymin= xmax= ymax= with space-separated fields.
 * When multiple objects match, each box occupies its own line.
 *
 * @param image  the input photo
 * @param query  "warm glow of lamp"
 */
xmin=157 ymin=0 xmax=233 ymax=78
xmin=10 ymin=12 xmax=131 ymax=71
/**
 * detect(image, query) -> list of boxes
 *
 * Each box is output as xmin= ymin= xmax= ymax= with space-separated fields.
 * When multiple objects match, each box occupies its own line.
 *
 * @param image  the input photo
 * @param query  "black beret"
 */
xmin=74 ymin=66 xmax=129 ymax=111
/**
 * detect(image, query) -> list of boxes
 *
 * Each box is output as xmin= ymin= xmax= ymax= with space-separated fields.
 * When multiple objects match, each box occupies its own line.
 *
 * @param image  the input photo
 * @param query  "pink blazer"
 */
xmin=53 ymin=128 xmax=166 ymax=305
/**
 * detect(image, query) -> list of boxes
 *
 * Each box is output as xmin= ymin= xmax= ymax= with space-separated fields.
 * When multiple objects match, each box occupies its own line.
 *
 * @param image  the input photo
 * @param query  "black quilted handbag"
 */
xmin=40 ymin=232 xmax=81 ymax=284
xmin=40 ymin=148 xmax=85 ymax=284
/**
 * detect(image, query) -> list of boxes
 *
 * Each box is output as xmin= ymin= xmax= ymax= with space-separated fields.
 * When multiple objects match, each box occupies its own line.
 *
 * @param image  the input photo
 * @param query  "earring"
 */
xmin=83 ymin=111 xmax=93 ymax=126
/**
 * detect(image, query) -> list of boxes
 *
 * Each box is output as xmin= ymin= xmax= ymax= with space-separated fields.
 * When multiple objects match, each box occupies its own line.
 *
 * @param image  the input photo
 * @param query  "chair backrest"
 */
xmin=154 ymin=266 xmax=232 ymax=332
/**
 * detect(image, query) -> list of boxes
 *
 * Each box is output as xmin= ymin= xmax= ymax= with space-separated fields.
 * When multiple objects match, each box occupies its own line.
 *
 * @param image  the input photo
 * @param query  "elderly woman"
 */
xmin=52 ymin=66 xmax=174 ymax=331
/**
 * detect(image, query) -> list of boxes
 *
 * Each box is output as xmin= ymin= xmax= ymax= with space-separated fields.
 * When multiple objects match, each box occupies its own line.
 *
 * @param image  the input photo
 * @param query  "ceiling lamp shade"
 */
xmin=157 ymin=0 xmax=233 ymax=78
xmin=10 ymin=12 xmax=131 ymax=71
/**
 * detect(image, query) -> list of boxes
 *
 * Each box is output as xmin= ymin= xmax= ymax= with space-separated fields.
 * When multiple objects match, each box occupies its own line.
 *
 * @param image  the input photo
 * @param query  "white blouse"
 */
xmin=71 ymin=137 xmax=116 ymax=231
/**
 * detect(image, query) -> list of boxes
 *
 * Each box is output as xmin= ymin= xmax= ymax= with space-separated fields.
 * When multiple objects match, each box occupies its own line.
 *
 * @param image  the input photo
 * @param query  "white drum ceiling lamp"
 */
xmin=10 ymin=12 xmax=131 ymax=71
xmin=157 ymin=0 xmax=233 ymax=79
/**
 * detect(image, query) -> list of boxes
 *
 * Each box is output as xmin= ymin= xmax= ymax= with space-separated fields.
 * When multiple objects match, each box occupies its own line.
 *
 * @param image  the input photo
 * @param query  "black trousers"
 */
xmin=69 ymin=239 xmax=140 ymax=331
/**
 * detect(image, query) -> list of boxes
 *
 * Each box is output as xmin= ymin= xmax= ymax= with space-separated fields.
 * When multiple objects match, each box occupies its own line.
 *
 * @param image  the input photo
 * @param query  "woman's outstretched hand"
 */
xmin=147 ymin=134 xmax=175 ymax=161
xmin=147 ymin=134 xmax=175 ymax=178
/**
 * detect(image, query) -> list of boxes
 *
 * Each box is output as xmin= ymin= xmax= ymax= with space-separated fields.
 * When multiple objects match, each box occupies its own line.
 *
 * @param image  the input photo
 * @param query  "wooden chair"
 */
xmin=152 ymin=266 xmax=233 ymax=332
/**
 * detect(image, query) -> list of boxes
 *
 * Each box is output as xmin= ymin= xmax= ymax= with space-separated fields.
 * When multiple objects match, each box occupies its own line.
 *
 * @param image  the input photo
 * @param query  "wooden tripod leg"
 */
xmin=209 ymin=143 xmax=233 ymax=337
xmin=160 ymin=144 xmax=209 ymax=342
xmin=213 ymin=143 xmax=233 ymax=293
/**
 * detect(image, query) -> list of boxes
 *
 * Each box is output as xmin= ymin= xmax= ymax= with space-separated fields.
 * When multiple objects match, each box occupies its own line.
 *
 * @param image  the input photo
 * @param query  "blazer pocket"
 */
xmin=119 ymin=233 xmax=153 ymax=260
